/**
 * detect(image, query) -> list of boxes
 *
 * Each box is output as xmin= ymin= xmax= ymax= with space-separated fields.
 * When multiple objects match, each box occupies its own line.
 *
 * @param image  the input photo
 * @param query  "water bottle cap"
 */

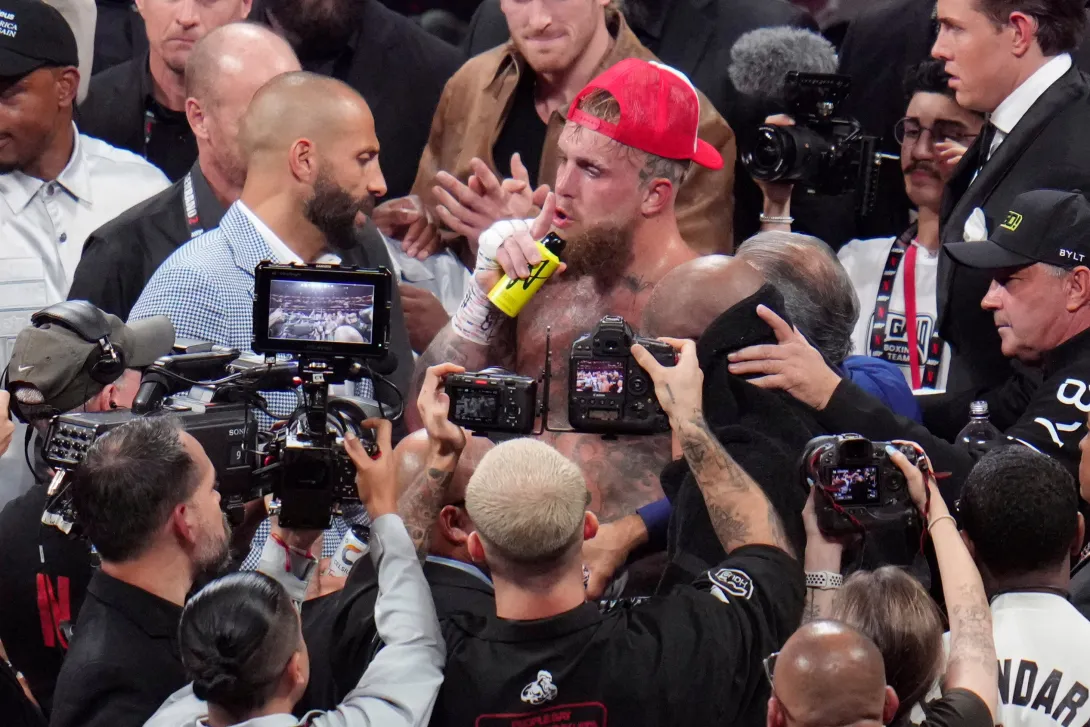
xmin=969 ymin=400 xmax=989 ymax=417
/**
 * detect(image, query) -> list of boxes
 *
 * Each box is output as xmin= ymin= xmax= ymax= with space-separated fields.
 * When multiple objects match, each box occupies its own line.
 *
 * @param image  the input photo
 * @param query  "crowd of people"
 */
xmin=4 ymin=0 xmax=1090 ymax=727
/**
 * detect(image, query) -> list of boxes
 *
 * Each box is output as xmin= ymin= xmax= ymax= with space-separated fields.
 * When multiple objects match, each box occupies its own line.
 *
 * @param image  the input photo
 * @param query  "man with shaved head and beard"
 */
xmin=252 ymin=0 xmax=462 ymax=200
xmin=71 ymin=22 xmax=301 ymax=320
xmin=130 ymin=70 xmax=416 ymax=564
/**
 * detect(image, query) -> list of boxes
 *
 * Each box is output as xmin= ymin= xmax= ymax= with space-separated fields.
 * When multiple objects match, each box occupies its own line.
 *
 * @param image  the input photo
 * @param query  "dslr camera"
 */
xmin=444 ymin=369 xmax=537 ymax=434
xmin=568 ymin=316 xmax=675 ymax=435
xmin=802 ymin=434 xmax=920 ymax=536
xmin=743 ymin=72 xmax=881 ymax=214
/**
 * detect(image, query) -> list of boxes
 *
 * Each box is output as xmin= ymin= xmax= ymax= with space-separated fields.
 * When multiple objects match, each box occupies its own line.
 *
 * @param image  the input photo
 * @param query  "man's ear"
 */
xmin=56 ymin=68 xmax=80 ymax=109
xmin=882 ymin=685 xmax=901 ymax=724
xmin=640 ymin=177 xmax=675 ymax=217
xmin=186 ymin=97 xmax=210 ymax=142
xmin=1006 ymin=11 xmax=1039 ymax=58
xmin=170 ymin=501 xmax=199 ymax=550
xmin=438 ymin=505 xmax=470 ymax=545
xmin=584 ymin=511 xmax=599 ymax=541
xmin=1066 ymin=267 xmax=1090 ymax=312
xmin=767 ymin=697 xmax=786 ymax=727
xmin=467 ymin=531 xmax=487 ymax=564
xmin=84 ymin=384 xmax=117 ymax=413
xmin=287 ymin=139 xmax=317 ymax=184
xmin=285 ymin=650 xmax=307 ymax=691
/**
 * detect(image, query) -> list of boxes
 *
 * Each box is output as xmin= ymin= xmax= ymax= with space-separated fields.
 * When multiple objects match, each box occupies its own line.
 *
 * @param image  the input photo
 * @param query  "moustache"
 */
xmin=906 ymin=162 xmax=940 ymax=179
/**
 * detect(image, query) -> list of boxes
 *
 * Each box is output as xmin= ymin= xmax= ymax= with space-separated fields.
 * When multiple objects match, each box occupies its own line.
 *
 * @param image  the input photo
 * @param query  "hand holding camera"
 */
xmin=344 ymin=418 xmax=397 ymax=518
xmin=630 ymin=337 xmax=702 ymax=426
xmin=418 ymin=363 xmax=468 ymax=456
xmin=886 ymin=441 xmax=945 ymax=521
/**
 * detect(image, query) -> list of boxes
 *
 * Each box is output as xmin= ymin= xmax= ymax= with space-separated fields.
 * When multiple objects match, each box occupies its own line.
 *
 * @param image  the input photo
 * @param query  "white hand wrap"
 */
xmin=476 ymin=218 xmax=533 ymax=271
xmin=451 ymin=282 xmax=503 ymax=345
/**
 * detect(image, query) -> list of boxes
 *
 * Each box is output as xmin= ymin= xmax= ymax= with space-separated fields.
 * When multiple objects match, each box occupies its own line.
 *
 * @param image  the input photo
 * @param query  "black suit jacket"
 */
xmin=937 ymin=65 xmax=1090 ymax=395
xmin=298 ymin=557 xmax=494 ymax=712
xmin=49 ymin=571 xmax=185 ymax=727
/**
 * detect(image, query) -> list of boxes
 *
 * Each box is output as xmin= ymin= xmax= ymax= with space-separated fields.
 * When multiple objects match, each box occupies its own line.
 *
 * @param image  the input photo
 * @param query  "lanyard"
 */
xmin=868 ymin=228 xmax=944 ymax=389
xmin=182 ymin=172 xmax=204 ymax=239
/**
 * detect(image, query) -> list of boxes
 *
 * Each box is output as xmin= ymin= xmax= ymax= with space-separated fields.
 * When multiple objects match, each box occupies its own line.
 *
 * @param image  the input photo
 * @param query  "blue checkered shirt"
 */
xmin=130 ymin=202 xmax=371 ymax=566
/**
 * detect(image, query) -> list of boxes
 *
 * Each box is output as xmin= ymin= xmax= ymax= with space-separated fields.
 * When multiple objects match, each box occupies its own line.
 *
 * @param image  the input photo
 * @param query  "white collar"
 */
xmin=2 ymin=124 xmax=90 ymax=212
xmin=990 ymin=53 xmax=1072 ymax=135
xmin=236 ymin=201 xmax=342 ymax=265
xmin=991 ymin=590 xmax=1070 ymax=610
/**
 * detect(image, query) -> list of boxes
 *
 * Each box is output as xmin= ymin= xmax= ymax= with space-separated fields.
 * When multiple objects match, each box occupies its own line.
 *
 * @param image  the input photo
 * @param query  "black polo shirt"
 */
xmin=0 ymin=486 xmax=96 ymax=717
xmin=251 ymin=0 xmax=462 ymax=199
xmin=432 ymin=545 xmax=803 ymax=727
xmin=50 ymin=570 xmax=185 ymax=727
xmin=69 ymin=161 xmax=225 ymax=321
xmin=78 ymin=53 xmax=197 ymax=182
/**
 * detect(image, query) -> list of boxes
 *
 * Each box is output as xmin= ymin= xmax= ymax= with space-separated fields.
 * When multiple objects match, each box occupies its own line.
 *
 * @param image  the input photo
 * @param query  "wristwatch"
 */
xmin=805 ymin=571 xmax=844 ymax=590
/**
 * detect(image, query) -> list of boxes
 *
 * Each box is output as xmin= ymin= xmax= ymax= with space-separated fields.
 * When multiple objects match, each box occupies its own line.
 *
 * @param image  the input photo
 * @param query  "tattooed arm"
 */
xmin=886 ymin=447 xmax=997 ymax=717
xmin=631 ymin=339 xmax=793 ymax=557
xmin=397 ymin=364 xmax=470 ymax=560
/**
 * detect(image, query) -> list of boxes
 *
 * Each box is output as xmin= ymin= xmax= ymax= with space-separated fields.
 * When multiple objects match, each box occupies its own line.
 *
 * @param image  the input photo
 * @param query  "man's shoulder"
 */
xmin=84 ymin=58 xmax=138 ymax=99
xmin=446 ymin=44 xmax=512 ymax=93
xmin=154 ymin=227 xmax=235 ymax=274
xmin=76 ymin=134 xmax=169 ymax=184
xmin=363 ymin=0 xmax=462 ymax=70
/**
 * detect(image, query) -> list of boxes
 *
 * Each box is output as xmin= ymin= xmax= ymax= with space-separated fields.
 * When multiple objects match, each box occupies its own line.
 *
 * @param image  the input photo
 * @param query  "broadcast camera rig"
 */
xmin=42 ymin=262 xmax=399 ymax=533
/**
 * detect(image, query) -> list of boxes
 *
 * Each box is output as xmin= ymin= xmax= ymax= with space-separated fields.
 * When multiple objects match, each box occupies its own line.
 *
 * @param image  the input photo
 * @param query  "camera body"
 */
xmin=569 ymin=316 xmax=676 ymax=435
xmin=803 ymin=434 xmax=920 ymax=535
xmin=743 ymin=72 xmax=880 ymax=213
xmin=446 ymin=369 xmax=537 ymax=434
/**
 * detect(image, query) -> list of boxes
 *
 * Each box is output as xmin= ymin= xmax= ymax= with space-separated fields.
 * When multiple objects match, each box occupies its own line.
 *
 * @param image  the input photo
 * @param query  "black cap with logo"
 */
xmin=0 ymin=0 xmax=79 ymax=79
xmin=945 ymin=189 xmax=1090 ymax=271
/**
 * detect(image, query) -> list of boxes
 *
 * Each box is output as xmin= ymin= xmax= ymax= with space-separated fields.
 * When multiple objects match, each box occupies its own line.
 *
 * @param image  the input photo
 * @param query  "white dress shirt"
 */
xmin=0 ymin=127 xmax=168 ymax=509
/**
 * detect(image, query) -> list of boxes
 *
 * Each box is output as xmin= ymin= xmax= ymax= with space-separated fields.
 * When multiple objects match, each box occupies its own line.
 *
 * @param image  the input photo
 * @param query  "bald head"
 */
xmin=240 ymin=71 xmax=377 ymax=163
xmin=771 ymin=621 xmax=895 ymax=727
xmin=185 ymin=22 xmax=300 ymax=105
xmin=643 ymin=255 xmax=766 ymax=339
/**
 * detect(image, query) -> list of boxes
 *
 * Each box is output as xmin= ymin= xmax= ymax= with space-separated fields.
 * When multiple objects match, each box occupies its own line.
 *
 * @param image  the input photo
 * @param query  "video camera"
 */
xmin=446 ymin=315 xmax=676 ymax=437
xmin=801 ymin=434 xmax=921 ymax=536
xmin=41 ymin=262 xmax=399 ymax=534
xmin=743 ymin=72 xmax=882 ymax=214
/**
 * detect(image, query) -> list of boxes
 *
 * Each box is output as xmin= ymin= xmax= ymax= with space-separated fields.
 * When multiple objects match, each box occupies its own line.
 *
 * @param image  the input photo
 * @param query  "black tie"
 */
xmin=975 ymin=121 xmax=997 ymax=176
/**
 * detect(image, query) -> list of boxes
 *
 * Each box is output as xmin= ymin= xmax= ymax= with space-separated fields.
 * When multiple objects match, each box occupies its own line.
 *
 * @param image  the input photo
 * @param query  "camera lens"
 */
xmin=744 ymin=127 xmax=792 ymax=180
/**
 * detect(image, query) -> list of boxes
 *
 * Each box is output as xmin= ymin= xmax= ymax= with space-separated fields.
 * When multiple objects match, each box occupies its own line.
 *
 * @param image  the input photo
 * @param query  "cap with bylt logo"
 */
xmin=945 ymin=189 xmax=1090 ymax=270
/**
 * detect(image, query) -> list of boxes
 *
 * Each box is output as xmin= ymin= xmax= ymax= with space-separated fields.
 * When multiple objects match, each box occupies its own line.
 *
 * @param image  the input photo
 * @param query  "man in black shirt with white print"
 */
xmin=404 ymin=341 xmax=803 ymax=727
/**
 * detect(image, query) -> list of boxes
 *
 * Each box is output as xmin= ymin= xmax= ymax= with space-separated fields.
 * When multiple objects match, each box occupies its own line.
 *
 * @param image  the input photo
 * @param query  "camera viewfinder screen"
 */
xmin=454 ymin=391 xmax=499 ymax=424
xmin=268 ymin=279 xmax=375 ymax=345
xmin=829 ymin=467 xmax=880 ymax=506
xmin=575 ymin=360 xmax=625 ymax=394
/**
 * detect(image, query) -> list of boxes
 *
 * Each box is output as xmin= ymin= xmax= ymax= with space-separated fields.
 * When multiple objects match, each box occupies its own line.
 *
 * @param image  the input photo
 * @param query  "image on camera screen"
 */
xmin=828 ymin=466 xmax=880 ymax=505
xmin=575 ymin=360 xmax=625 ymax=394
xmin=454 ymin=391 xmax=499 ymax=424
xmin=268 ymin=279 xmax=375 ymax=344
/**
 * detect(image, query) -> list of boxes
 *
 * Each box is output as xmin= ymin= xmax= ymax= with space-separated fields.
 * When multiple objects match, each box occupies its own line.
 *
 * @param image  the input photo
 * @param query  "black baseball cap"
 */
xmin=5 ymin=311 xmax=174 ymax=418
xmin=946 ymin=189 xmax=1090 ymax=271
xmin=0 ymin=0 xmax=79 ymax=79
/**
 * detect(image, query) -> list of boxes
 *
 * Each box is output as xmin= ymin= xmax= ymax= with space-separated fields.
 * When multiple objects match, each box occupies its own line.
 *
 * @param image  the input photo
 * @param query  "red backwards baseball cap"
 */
xmin=567 ymin=58 xmax=723 ymax=171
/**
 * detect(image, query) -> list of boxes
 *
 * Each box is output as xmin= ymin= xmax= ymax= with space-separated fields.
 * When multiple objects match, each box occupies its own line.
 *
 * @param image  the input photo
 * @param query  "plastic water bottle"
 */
xmin=956 ymin=401 xmax=1004 ymax=457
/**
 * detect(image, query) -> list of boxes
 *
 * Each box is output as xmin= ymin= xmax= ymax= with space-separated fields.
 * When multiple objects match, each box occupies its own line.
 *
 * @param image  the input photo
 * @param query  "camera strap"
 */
xmin=868 ymin=226 xmax=944 ymax=390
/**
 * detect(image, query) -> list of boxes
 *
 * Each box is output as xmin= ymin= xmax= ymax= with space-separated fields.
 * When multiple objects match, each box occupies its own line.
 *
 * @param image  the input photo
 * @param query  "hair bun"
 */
xmin=193 ymin=672 xmax=241 ymax=701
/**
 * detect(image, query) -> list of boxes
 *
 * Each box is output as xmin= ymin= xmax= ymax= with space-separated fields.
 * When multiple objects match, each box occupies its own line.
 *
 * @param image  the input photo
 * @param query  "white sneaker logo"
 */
xmin=16 ymin=365 xmax=32 ymax=373
xmin=520 ymin=670 xmax=558 ymax=706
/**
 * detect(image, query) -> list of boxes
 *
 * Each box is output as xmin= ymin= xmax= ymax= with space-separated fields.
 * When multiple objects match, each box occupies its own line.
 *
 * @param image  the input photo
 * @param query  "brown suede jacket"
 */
xmin=409 ymin=11 xmax=737 ymax=254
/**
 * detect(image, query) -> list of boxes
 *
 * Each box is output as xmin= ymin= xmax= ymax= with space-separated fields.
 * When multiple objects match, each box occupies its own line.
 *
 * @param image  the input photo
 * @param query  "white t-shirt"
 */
xmin=942 ymin=592 xmax=1090 ymax=727
xmin=838 ymin=236 xmax=950 ymax=393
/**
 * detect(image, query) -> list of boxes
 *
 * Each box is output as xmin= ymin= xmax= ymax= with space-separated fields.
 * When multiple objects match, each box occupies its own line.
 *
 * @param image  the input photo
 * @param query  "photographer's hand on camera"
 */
xmin=630 ymin=337 xmax=703 ymax=426
xmin=344 ymin=419 xmax=398 ymax=518
xmin=728 ymin=304 xmax=842 ymax=410
xmin=754 ymin=115 xmax=796 ymax=231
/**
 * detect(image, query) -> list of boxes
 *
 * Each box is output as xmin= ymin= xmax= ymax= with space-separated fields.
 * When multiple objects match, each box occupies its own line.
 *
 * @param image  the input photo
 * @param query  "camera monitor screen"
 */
xmin=828 ymin=466 xmax=881 ymax=506
xmin=268 ymin=279 xmax=374 ymax=344
xmin=453 ymin=390 xmax=499 ymax=425
xmin=575 ymin=360 xmax=625 ymax=394
xmin=253 ymin=263 xmax=391 ymax=358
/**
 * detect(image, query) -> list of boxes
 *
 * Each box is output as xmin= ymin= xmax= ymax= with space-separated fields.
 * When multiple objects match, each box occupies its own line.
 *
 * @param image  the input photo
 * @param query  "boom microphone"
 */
xmin=728 ymin=27 xmax=838 ymax=104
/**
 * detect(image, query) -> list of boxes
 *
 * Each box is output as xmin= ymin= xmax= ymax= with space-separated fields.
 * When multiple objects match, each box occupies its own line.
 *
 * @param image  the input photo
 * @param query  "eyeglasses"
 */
xmin=894 ymin=117 xmax=978 ymax=147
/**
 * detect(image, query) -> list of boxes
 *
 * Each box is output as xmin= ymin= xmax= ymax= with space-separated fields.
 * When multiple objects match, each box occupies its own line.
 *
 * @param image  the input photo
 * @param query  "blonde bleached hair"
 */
xmin=466 ymin=438 xmax=589 ymax=564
